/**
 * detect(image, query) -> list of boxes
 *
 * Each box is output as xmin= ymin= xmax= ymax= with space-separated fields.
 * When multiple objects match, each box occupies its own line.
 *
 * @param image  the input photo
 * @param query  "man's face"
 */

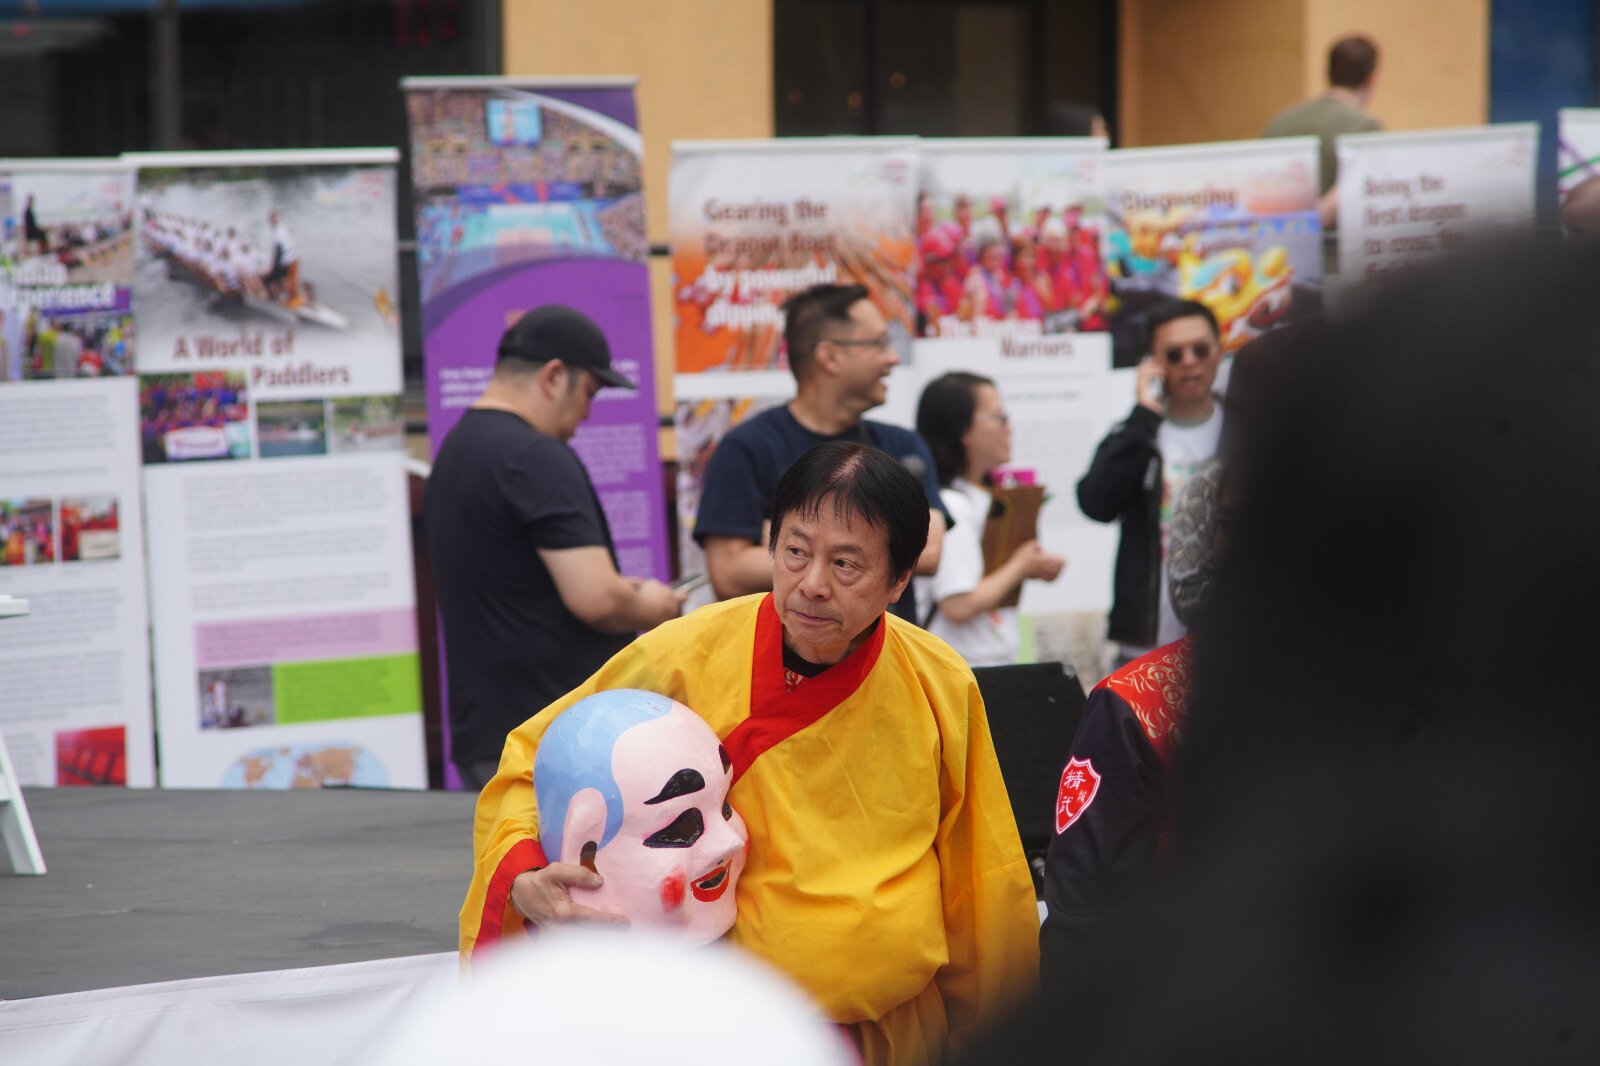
xmin=1150 ymin=314 xmax=1221 ymax=408
xmin=772 ymin=501 xmax=908 ymax=666
xmin=823 ymin=298 xmax=897 ymax=410
xmin=553 ymin=365 xmax=601 ymax=442
xmin=574 ymin=701 xmax=749 ymax=944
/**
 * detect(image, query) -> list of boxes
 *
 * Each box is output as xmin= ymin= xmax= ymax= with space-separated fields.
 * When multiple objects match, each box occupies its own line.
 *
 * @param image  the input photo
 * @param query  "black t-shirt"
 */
xmin=692 ymin=404 xmax=951 ymax=624
xmin=422 ymin=409 xmax=629 ymax=765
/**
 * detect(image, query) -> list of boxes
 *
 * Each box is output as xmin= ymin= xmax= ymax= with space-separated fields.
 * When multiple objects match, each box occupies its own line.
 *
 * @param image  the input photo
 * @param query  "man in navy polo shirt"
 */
xmin=694 ymin=283 xmax=947 ymax=624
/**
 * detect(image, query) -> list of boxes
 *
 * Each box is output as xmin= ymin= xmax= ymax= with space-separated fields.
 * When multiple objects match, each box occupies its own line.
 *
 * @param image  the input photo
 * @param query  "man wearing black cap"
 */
xmin=423 ymin=305 xmax=685 ymax=789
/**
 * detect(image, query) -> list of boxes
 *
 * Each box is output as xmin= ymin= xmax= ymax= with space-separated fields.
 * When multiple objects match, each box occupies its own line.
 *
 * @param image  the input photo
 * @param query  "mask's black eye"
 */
xmin=722 ymin=801 xmax=733 ymax=820
xmin=644 ymin=808 xmax=704 ymax=848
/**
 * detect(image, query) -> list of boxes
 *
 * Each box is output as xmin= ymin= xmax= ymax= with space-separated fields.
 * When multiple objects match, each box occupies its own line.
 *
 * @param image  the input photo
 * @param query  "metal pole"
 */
xmin=152 ymin=0 xmax=181 ymax=149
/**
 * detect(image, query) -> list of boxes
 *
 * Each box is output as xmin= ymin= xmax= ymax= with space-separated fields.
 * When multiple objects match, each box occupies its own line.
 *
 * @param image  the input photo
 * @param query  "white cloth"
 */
xmin=271 ymin=222 xmax=297 ymax=265
xmin=0 ymin=953 xmax=456 ymax=1066
xmin=1153 ymin=407 xmax=1223 ymax=646
xmin=921 ymin=479 xmax=1017 ymax=667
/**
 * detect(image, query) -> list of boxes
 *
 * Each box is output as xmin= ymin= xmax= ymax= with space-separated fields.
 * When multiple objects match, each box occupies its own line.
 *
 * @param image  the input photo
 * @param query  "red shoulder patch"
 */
xmin=1054 ymin=756 xmax=1102 ymax=834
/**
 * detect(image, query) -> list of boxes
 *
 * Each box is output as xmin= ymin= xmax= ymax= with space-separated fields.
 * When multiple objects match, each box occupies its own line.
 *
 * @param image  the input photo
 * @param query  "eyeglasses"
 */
xmin=1161 ymin=341 xmax=1217 ymax=364
xmin=823 ymin=333 xmax=893 ymax=352
xmin=975 ymin=411 xmax=1011 ymax=426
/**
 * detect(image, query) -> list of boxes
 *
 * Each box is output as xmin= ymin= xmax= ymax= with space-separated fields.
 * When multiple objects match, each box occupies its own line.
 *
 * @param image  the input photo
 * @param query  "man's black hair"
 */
xmin=1146 ymin=298 xmax=1220 ymax=352
xmin=916 ymin=371 xmax=995 ymax=488
xmin=767 ymin=440 xmax=929 ymax=584
xmin=1328 ymin=34 xmax=1379 ymax=89
xmin=781 ymin=283 xmax=872 ymax=382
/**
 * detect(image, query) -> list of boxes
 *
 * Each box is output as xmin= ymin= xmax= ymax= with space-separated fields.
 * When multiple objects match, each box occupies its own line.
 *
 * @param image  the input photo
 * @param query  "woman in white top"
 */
xmin=915 ymin=372 xmax=1065 ymax=666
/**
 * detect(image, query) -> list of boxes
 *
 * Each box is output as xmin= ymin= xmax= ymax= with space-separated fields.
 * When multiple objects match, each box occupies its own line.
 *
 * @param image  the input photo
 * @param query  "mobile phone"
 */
xmin=672 ymin=572 xmax=709 ymax=595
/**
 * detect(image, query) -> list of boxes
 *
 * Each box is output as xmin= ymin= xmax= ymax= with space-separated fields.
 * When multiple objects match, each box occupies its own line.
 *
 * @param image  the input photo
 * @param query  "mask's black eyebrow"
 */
xmin=643 ymin=768 xmax=705 ymax=805
xmin=719 ymin=745 xmax=731 ymax=775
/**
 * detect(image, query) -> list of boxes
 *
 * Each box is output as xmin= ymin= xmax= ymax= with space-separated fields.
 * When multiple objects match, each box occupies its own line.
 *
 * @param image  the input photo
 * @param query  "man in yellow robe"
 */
xmin=461 ymin=441 xmax=1039 ymax=1066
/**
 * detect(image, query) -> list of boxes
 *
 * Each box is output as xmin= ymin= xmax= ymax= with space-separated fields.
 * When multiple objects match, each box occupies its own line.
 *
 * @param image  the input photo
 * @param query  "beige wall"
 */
xmin=503 ymin=0 xmax=775 ymax=454
xmin=1119 ymin=0 xmax=1489 ymax=148
xmin=1304 ymin=0 xmax=1488 ymax=130
xmin=1118 ymin=0 xmax=1306 ymax=147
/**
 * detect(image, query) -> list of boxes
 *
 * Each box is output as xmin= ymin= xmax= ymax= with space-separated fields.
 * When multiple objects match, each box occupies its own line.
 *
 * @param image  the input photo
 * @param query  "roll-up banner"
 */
xmin=1102 ymin=138 xmax=1322 ymax=368
xmin=669 ymin=138 xmax=918 ymax=583
xmin=0 ymin=159 xmax=156 ymax=787
xmin=898 ymin=138 xmax=1121 ymax=675
xmin=1556 ymin=110 xmax=1600 ymax=237
xmin=402 ymin=77 xmax=668 ymax=583
xmin=1336 ymin=124 xmax=1539 ymax=279
xmin=403 ymin=77 xmax=667 ymax=788
xmin=129 ymin=148 xmax=425 ymax=789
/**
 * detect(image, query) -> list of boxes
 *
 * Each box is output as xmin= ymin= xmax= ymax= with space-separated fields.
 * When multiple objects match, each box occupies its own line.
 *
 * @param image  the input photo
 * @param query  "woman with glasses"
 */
xmin=915 ymin=371 xmax=1065 ymax=666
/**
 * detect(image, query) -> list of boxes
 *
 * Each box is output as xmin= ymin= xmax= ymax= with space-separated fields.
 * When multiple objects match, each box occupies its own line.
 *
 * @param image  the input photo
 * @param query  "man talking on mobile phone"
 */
xmin=1076 ymin=299 xmax=1224 ymax=670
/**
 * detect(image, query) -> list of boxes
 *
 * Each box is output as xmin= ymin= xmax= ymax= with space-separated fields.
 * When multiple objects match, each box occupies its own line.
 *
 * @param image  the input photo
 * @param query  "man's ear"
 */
xmin=811 ymin=339 xmax=841 ymax=377
xmin=887 ymin=568 xmax=913 ymax=605
xmin=559 ymin=786 xmax=608 ymax=869
xmin=538 ymin=358 xmax=569 ymax=398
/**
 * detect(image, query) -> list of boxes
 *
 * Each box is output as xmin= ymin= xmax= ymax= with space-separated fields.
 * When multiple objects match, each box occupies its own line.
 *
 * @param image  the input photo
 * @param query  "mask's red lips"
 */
xmin=691 ymin=858 xmax=734 ymax=903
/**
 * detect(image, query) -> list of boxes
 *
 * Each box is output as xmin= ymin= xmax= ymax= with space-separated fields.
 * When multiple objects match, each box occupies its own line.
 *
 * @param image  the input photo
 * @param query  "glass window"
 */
xmin=775 ymin=0 xmax=1116 ymax=139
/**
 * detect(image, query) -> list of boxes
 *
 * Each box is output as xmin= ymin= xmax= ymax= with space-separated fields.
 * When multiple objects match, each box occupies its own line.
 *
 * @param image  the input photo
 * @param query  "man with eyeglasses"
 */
xmin=1077 ymin=298 xmax=1224 ymax=668
xmin=695 ymin=283 xmax=948 ymax=624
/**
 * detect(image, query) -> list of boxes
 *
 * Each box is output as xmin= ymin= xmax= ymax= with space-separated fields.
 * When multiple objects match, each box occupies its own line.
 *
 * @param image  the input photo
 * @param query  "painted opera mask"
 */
xmin=534 ymin=689 xmax=748 ymax=944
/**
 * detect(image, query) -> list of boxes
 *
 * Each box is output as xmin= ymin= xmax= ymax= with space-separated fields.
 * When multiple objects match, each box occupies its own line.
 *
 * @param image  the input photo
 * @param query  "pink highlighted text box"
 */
xmin=194 ymin=608 xmax=418 ymax=670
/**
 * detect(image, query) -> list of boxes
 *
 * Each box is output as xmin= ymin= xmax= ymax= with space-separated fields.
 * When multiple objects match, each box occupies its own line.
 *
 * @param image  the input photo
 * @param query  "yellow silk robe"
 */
xmin=461 ymin=594 xmax=1039 ymax=1065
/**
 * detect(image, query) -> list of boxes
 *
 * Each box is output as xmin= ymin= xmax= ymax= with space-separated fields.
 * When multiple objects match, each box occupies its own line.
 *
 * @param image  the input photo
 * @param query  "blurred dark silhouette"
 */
xmin=969 ymin=239 xmax=1600 ymax=1064
xmin=1042 ymin=102 xmax=1110 ymax=142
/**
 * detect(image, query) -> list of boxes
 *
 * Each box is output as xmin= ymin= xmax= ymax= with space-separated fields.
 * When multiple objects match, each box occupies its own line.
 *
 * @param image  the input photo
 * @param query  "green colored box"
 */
xmin=273 ymin=653 xmax=422 ymax=724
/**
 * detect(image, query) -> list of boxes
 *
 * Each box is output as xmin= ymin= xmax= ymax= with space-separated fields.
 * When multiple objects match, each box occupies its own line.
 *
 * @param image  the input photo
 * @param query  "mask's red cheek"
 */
xmin=659 ymin=872 xmax=687 ymax=911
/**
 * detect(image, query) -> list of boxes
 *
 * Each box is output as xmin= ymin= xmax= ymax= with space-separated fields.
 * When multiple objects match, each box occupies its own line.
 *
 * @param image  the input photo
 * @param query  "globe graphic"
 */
xmin=221 ymin=743 xmax=389 ymax=789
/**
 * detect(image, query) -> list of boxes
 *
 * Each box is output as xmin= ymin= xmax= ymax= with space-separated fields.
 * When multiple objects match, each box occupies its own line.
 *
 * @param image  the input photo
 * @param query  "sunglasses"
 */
xmin=1161 ymin=341 xmax=1217 ymax=364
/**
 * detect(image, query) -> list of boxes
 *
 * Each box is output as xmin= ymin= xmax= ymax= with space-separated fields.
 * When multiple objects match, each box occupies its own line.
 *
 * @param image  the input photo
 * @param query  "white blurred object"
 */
xmin=365 ymin=931 xmax=855 ymax=1066
xmin=0 ymin=953 xmax=455 ymax=1065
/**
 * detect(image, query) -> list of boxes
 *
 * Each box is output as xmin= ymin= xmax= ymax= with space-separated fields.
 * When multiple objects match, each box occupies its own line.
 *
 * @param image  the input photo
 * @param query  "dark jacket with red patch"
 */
xmin=1039 ymin=639 xmax=1190 ymax=990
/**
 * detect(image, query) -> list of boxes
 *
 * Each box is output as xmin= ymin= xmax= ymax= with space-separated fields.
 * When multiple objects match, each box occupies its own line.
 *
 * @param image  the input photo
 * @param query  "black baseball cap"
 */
xmin=496 ymin=305 xmax=637 ymax=390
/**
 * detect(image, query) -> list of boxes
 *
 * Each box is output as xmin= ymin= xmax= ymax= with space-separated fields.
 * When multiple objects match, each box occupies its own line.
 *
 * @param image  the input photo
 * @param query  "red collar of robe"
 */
xmin=722 ymin=593 xmax=886 ymax=785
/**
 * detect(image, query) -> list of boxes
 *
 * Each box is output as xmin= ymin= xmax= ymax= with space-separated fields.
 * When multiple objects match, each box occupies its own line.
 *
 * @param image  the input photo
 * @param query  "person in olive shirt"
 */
xmin=1265 ymin=34 xmax=1383 ymax=226
xmin=423 ymin=306 xmax=684 ymax=789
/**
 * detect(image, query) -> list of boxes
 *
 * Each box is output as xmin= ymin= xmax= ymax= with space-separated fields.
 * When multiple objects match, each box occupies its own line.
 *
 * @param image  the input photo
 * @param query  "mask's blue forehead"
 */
xmin=534 ymin=689 xmax=675 ymax=860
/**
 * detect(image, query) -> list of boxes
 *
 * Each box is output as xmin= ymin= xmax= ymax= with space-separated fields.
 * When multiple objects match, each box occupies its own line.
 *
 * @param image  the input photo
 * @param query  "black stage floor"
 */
xmin=1 ymin=787 xmax=478 ymax=1000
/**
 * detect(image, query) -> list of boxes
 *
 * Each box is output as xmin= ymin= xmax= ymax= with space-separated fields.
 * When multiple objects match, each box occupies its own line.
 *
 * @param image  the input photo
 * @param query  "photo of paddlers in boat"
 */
xmin=328 ymin=395 xmax=404 ymax=454
xmin=1 ymin=167 xmax=140 ymax=377
xmin=3 ymin=170 xmax=135 ymax=288
xmin=134 ymin=164 xmax=400 ymax=369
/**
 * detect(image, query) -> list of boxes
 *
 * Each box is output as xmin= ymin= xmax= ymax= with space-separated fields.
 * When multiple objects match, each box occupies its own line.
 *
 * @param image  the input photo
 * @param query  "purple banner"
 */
xmin=404 ymin=79 xmax=668 ymax=787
